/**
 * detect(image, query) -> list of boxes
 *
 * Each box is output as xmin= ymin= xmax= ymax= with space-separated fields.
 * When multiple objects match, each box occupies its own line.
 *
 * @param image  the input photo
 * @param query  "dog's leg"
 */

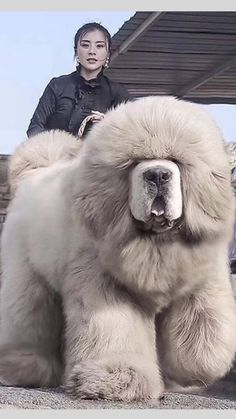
xmin=0 ymin=261 xmax=63 ymax=387
xmin=157 ymin=275 xmax=236 ymax=389
xmin=62 ymin=264 xmax=163 ymax=401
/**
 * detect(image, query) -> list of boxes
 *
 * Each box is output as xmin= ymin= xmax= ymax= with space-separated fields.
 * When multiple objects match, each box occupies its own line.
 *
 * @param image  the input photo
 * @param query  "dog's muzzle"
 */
xmin=129 ymin=159 xmax=183 ymax=233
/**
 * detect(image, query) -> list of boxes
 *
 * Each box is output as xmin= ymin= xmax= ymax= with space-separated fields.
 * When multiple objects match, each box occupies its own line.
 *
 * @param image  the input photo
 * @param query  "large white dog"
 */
xmin=0 ymin=96 xmax=236 ymax=401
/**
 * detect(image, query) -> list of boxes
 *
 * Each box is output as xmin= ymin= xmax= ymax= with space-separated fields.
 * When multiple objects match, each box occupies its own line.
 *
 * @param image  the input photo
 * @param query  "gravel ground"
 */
xmin=0 ymin=379 xmax=235 ymax=409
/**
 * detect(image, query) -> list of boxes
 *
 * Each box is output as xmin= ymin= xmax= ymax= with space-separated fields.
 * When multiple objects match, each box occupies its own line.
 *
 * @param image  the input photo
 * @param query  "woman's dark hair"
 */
xmin=74 ymin=22 xmax=112 ymax=57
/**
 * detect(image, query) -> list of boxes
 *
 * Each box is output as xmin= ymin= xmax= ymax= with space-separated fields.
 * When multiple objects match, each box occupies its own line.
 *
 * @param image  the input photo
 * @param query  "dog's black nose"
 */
xmin=144 ymin=167 xmax=172 ymax=185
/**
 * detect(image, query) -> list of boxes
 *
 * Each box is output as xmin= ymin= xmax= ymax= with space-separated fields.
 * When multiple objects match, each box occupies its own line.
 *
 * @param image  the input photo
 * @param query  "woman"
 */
xmin=27 ymin=22 xmax=131 ymax=139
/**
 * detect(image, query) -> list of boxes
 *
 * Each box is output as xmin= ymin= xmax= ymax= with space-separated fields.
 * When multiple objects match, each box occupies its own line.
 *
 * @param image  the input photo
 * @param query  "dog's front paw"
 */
xmin=65 ymin=357 xmax=163 ymax=402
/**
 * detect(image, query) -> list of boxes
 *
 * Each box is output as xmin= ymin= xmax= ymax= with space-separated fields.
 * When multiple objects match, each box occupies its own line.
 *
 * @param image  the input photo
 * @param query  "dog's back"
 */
xmin=9 ymin=130 xmax=81 ymax=193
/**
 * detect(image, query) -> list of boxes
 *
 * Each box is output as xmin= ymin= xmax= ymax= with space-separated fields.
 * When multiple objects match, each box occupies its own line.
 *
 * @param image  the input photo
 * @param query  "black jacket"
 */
xmin=27 ymin=68 xmax=131 ymax=138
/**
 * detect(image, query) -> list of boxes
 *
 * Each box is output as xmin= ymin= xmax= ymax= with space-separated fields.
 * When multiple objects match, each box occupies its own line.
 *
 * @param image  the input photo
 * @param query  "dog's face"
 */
xmin=75 ymin=96 xmax=234 ymax=244
xmin=129 ymin=159 xmax=182 ymax=234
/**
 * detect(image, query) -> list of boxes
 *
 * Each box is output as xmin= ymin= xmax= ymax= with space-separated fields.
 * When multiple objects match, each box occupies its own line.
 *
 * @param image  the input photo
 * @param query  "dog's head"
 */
xmin=75 ymin=96 xmax=234 ymax=244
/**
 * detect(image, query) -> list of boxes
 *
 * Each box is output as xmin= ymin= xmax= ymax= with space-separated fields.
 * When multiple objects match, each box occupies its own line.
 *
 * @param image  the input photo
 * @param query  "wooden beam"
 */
xmin=185 ymin=97 xmax=236 ymax=104
xmin=110 ymin=12 xmax=165 ymax=64
xmin=175 ymin=53 xmax=236 ymax=97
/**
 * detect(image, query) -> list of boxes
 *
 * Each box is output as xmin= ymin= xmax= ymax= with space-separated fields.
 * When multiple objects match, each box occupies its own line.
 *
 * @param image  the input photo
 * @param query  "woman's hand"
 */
xmin=91 ymin=111 xmax=105 ymax=123
xmin=78 ymin=112 xmax=105 ymax=138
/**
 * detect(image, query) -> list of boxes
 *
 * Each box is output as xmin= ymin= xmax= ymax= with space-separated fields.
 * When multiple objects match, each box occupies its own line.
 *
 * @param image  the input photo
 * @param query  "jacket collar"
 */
xmin=75 ymin=66 xmax=104 ymax=89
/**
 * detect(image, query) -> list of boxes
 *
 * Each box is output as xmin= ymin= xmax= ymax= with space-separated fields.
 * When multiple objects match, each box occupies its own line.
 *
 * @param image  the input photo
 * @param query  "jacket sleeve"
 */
xmin=26 ymin=79 xmax=57 ymax=138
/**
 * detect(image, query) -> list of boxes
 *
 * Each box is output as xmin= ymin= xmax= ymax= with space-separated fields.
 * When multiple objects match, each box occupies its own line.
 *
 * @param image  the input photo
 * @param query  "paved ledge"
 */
xmin=0 ymin=380 xmax=235 ymax=409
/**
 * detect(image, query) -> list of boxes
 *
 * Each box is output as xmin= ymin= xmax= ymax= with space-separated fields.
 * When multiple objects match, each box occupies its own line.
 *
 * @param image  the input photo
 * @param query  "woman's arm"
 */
xmin=27 ymin=79 xmax=57 ymax=138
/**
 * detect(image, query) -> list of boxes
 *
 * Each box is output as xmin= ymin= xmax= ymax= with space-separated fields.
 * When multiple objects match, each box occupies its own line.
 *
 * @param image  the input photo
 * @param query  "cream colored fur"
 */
xmin=9 ymin=129 xmax=82 ymax=193
xmin=0 ymin=96 xmax=236 ymax=401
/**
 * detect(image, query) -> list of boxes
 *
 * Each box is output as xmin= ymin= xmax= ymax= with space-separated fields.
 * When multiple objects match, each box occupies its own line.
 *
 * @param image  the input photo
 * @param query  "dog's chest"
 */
xmin=119 ymin=238 xmax=199 ymax=311
xmin=120 ymin=238 xmax=181 ymax=292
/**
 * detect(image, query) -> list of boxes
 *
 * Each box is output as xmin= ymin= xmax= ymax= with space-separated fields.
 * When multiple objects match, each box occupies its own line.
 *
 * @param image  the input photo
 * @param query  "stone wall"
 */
xmin=0 ymin=154 xmax=10 ymax=236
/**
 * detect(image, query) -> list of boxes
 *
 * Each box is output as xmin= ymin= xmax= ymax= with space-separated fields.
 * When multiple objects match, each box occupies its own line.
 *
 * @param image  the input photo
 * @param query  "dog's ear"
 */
xmin=183 ymin=164 xmax=234 ymax=240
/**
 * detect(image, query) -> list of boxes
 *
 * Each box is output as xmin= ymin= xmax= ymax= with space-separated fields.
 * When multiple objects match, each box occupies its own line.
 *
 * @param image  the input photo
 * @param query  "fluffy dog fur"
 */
xmin=9 ymin=129 xmax=82 ymax=193
xmin=0 ymin=96 xmax=236 ymax=401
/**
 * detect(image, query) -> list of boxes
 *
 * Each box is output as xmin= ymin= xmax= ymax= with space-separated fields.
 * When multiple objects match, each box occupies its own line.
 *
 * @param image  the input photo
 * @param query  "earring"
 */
xmin=75 ymin=56 xmax=80 ymax=66
xmin=104 ymin=56 xmax=109 ymax=69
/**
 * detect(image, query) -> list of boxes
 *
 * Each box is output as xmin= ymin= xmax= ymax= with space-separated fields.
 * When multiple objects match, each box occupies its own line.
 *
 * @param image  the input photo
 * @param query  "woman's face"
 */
xmin=76 ymin=29 xmax=109 ymax=74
